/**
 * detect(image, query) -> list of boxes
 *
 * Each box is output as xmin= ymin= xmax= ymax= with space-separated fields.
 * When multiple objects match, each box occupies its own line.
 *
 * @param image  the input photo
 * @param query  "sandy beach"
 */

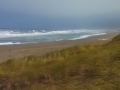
xmin=0 ymin=31 xmax=119 ymax=62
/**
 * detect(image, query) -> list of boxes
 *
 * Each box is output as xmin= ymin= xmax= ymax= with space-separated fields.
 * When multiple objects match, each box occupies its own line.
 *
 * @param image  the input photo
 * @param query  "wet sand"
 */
xmin=0 ymin=31 xmax=119 ymax=62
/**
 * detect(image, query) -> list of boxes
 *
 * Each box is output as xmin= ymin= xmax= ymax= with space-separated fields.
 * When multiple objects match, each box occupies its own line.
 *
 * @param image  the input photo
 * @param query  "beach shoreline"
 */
xmin=0 ymin=30 xmax=119 ymax=62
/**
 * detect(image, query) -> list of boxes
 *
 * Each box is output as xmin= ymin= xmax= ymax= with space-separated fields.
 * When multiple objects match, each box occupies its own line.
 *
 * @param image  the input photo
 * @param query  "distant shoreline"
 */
xmin=0 ymin=30 xmax=120 ymax=62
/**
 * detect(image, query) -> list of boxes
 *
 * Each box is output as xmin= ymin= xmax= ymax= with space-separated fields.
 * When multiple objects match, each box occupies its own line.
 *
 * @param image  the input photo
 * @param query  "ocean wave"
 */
xmin=0 ymin=33 xmax=106 ymax=45
xmin=71 ymin=33 xmax=106 ymax=40
xmin=0 ymin=42 xmax=21 ymax=45
xmin=0 ymin=29 xmax=101 ymax=38
xmin=0 ymin=29 xmax=107 ymax=45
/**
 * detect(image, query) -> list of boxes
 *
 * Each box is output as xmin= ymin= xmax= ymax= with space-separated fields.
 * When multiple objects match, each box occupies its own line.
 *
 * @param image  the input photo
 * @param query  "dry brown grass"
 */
xmin=0 ymin=34 xmax=120 ymax=90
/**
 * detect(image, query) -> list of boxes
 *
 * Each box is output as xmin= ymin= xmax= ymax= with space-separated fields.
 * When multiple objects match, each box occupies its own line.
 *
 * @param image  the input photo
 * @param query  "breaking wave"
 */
xmin=0 ymin=29 xmax=107 ymax=45
xmin=71 ymin=33 xmax=106 ymax=40
xmin=0 ymin=29 xmax=103 ymax=38
xmin=0 ymin=42 xmax=21 ymax=45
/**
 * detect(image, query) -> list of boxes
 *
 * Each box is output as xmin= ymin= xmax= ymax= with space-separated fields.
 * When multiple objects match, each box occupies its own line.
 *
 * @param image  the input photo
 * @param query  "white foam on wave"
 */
xmin=0 ymin=32 xmax=106 ymax=45
xmin=0 ymin=30 xmax=40 ymax=38
xmin=71 ymin=33 xmax=106 ymax=40
xmin=0 ymin=29 xmax=101 ymax=38
xmin=0 ymin=42 xmax=21 ymax=45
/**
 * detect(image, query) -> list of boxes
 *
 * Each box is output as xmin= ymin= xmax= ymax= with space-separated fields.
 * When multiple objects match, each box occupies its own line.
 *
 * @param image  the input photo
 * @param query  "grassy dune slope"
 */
xmin=0 ymin=35 xmax=120 ymax=90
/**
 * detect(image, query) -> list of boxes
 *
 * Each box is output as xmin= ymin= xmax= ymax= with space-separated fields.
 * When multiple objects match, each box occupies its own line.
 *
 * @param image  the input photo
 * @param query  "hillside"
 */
xmin=0 ymin=34 xmax=120 ymax=90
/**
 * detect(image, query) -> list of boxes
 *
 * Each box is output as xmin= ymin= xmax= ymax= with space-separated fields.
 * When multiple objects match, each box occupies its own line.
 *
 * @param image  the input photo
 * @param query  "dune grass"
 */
xmin=0 ymin=35 xmax=120 ymax=90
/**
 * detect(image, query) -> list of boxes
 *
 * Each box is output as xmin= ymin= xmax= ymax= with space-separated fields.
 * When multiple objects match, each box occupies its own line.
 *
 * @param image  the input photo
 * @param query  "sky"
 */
xmin=0 ymin=0 xmax=120 ymax=30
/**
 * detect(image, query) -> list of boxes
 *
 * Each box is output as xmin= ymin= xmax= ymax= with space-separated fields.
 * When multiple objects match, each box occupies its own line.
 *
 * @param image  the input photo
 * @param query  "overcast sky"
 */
xmin=0 ymin=0 xmax=120 ymax=29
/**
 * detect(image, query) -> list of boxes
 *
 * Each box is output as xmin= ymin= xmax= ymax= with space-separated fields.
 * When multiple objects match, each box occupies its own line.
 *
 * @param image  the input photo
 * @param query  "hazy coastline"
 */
xmin=0 ymin=30 xmax=119 ymax=62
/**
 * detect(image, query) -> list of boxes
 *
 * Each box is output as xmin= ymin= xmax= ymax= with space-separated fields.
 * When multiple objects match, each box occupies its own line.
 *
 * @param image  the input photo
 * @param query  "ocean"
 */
xmin=0 ymin=29 xmax=108 ymax=45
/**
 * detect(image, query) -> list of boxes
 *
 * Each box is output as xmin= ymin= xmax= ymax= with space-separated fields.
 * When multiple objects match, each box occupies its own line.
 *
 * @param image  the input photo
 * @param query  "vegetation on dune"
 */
xmin=0 ymin=35 xmax=120 ymax=90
